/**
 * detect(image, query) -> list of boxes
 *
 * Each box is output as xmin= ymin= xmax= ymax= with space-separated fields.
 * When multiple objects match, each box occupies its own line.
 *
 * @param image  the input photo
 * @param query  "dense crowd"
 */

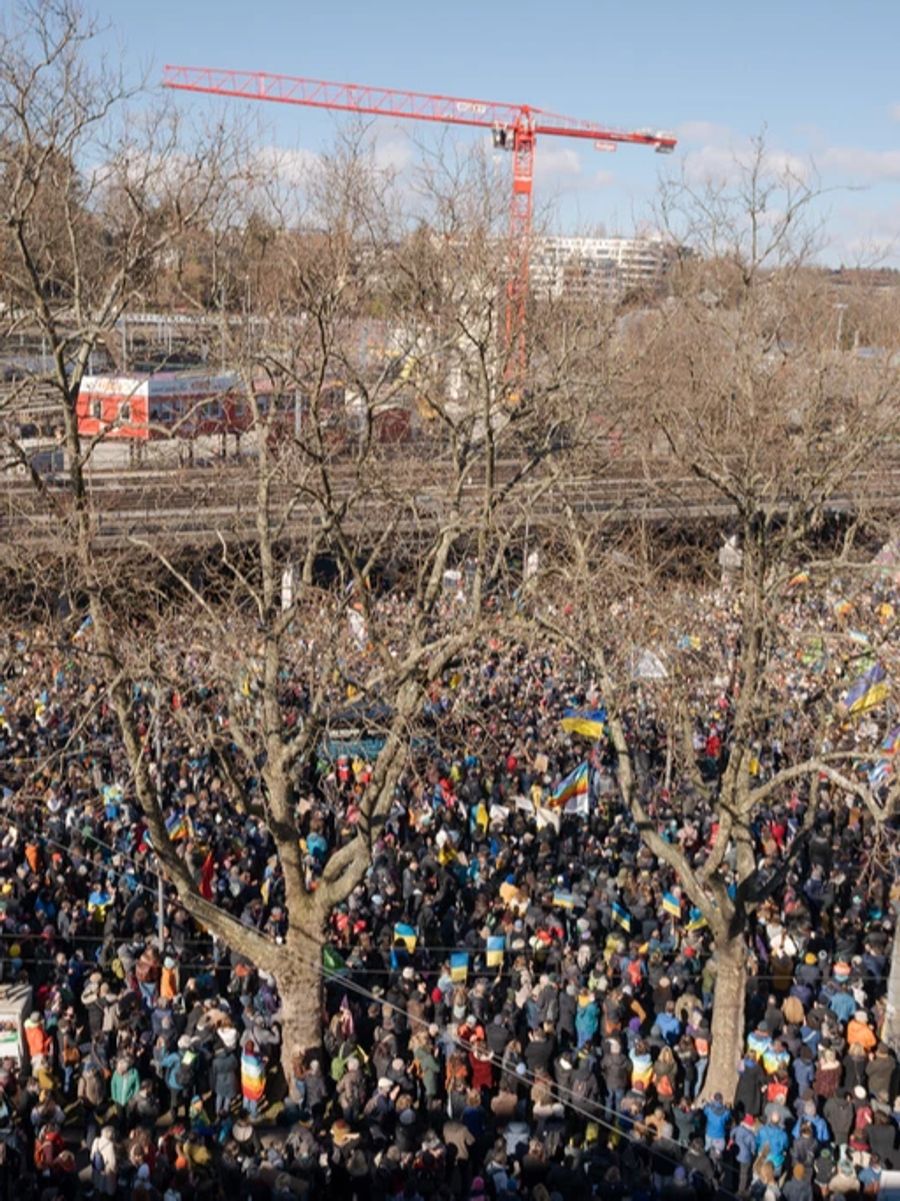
xmin=0 ymin=570 xmax=897 ymax=1201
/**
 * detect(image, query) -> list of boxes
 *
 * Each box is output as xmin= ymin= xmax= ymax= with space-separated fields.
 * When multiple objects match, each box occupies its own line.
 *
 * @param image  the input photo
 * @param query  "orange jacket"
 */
xmin=846 ymin=1019 xmax=877 ymax=1051
xmin=160 ymin=964 xmax=178 ymax=1000
xmin=24 ymin=1019 xmax=50 ymax=1060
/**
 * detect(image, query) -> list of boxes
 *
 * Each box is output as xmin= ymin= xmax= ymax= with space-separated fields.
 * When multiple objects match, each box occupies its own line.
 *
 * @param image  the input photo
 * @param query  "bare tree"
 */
xmin=535 ymin=142 xmax=900 ymax=1100
xmin=0 ymin=5 xmax=613 ymax=1079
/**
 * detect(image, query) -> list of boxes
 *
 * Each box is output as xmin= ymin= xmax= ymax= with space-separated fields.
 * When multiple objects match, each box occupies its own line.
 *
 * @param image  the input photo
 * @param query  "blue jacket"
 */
xmin=703 ymin=1101 xmax=730 ymax=1141
xmin=792 ymin=1113 xmax=829 ymax=1145
xmin=756 ymin=1122 xmax=789 ymax=1168
xmin=732 ymin=1123 xmax=757 ymax=1164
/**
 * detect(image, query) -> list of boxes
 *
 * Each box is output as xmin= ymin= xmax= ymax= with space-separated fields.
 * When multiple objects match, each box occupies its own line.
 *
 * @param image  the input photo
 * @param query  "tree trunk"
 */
xmin=884 ymin=911 xmax=900 ymax=1051
xmin=701 ymin=931 xmax=747 ymax=1102
xmin=276 ymin=919 xmax=327 ymax=1088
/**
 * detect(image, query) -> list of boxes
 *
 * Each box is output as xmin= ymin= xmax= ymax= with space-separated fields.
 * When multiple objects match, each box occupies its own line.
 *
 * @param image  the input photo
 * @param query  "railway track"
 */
xmin=2 ymin=459 xmax=900 ymax=547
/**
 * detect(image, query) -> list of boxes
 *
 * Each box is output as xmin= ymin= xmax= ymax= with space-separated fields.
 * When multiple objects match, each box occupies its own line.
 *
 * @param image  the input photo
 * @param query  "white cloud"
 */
xmin=251 ymin=144 xmax=320 ymax=188
xmin=818 ymin=145 xmax=900 ymax=182
xmin=533 ymin=144 xmax=582 ymax=181
xmin=681 ymin=139 xmax=808 ymax=187
xmin=365 ymin=125 xmax=415 ymax=175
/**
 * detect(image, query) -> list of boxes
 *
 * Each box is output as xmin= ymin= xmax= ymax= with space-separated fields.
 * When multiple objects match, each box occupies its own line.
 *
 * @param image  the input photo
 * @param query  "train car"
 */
xmin=77 ymin=371 xmax=246 ymax=440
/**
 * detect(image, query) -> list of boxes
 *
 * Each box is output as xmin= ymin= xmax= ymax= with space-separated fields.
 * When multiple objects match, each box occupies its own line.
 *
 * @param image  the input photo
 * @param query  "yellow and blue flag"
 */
xmin=686 ymin=908 xmax=708 ymax=932
xmin=662 ymin=892 xmax=681 ymax=919
xmin=450 ymin=951 xmax=469 ymax=983
xmin=844 ymin=663 xmax=890 ymax=716
xmin=612 ymin=901 xmax=631 ymax=933
xmin=560 ymin=707 xmax=606 ymax=739
xmin=486 ymin=935 xmax=505 ymax=968
xmin=552 ymin=890 xmax=578 ymax=910
xmin=550 ymin=762 xmax=589 ymax=810
xmin=393 ymin=923 xmax=417 ymax=953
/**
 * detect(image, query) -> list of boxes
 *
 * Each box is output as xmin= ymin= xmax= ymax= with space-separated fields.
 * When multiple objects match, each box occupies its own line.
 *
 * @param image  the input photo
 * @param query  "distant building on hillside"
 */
xmin=531 ymin=234 xmax=675 ymax=300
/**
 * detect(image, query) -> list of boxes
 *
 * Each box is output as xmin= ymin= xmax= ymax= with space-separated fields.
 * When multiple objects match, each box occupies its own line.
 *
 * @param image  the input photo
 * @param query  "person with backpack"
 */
xmin=158 ymin=1037 xmax=193 ymax=1122
xmin=89 ymin=1123 xmax=118 ymax=1197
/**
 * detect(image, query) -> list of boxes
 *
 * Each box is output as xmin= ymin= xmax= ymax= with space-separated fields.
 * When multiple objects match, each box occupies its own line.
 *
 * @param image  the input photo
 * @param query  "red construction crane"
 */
xmin=163 ymin=65 xmax=676 ymax=375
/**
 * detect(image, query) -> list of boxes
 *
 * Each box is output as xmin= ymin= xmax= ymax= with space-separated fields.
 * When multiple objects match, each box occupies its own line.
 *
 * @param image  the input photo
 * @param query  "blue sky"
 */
xmin=89 ymin=0 xmax=900 ymax=264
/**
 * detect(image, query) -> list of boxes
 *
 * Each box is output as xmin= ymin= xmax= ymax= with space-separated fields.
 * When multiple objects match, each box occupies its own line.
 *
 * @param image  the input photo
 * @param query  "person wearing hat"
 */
xmin=732 ymin=1113 xmax=757 ymax=1196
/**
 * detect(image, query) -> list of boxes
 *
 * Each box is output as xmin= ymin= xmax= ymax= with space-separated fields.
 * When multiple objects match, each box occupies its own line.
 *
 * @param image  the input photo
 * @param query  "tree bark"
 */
xmin=884 ymin=909 xmax=900 ymax=1051
xmin=276 ymin=916 xmax=328 ymax=1084
xmin=702 ymin=931 xmax=747 ymax=1103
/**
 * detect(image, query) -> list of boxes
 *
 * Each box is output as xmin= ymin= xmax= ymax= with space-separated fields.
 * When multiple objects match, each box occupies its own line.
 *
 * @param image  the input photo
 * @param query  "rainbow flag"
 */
xmin=450 ymin=951 xmax=469 ymax=983
xmin=612 ymin=901 xmax=632 ymax=933
xmin=486 ymin=935 xmax=505 ymax=968
xmin=165 ymin=811 xmax=189 ymax=842
xmin=393 ymin=923 xmax=417 ymax=953
xmin=844 ymin=663 xmax=890 ymax=716
xmin=549 ymin=762 xmax=589 ymax=810
xmin=560 ymin=708 xmax=606 ymax=739
xmin=240 ymin=1051 xmax=266 ymax=1104
xmin=662 ymin=892 xmax=681 ymax=919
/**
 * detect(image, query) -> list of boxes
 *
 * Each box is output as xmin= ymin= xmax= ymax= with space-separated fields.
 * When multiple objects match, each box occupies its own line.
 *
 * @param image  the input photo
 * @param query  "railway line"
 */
xmin=2 ymin=458 xmax=900 ymax=547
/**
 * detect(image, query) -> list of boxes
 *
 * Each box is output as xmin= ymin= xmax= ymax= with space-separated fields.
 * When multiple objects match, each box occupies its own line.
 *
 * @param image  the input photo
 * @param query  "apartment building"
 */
xmin=531 ymin=234 xmax=674 ymax=299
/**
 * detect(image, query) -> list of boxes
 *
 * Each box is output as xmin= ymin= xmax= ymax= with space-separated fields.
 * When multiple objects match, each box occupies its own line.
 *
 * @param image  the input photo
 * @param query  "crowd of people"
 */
xmin=0 ymin=570 xmax=897 ymax=1201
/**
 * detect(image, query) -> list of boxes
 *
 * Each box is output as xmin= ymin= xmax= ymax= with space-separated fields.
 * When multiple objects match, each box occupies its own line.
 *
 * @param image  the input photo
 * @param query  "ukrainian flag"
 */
xmin=844 ymin=663 xmax=890 ymax=715
xmin=553 ymin=890 xmax=578 ymax=910
xmin=486 ymin=935 xmax=505 ymax=968
xmin=662 ymin=892 xmax=681 ymax=919
xmin=612 ymin=901 xmax=632 ymax=933
xmin=393 ymin=923 xmax=417 ymax=953
xmin=560 ymin=708 xmax=607 ymax=739
xmin=686 ymin=908 xmax=707 ymax=932
xmin=450 ymin=951 xmax=469 ymax=983
xmin=550 ymin=762 xmax=589 ymax=810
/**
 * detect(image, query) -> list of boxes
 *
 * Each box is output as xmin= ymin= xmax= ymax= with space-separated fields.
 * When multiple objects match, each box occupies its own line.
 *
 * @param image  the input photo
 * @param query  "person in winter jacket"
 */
xmin=575 ymin=990 xmax=599 ymax=1049
xmin=756 ymin=1111 xmax=789 ymax=1173
xmin=110 ymin=1055 xmax=140 ymax=1132
xmin=731 ymin=1114 xmax=757 ymax=1196
xmin=602 ymin=1039 xmax=631 ymax=1112
xmin=702 ymin=1092 xmax=731 ymax=1155
xmin=210 ymin=1045 xmax=239 ymax=1118
xmin=824 ymin=1091 xmax=855 ymax=1148
xmin=24 ymin=1012 xmax=51 ymax=1063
